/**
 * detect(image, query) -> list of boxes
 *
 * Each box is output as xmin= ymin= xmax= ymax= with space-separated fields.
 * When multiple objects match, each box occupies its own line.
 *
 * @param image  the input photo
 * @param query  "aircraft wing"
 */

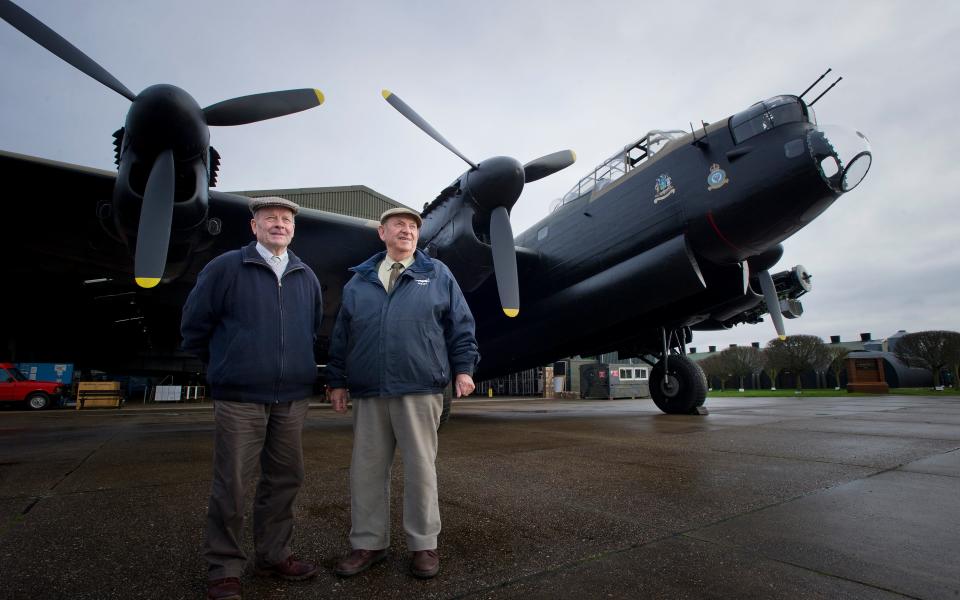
xmin=0 ymin=149 xmax=383 ymax=365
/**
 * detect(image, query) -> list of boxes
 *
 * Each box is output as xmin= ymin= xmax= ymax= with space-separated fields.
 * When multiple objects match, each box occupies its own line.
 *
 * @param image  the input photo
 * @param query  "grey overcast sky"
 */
xmin=2 ymin=0 xmax=958 ymax=350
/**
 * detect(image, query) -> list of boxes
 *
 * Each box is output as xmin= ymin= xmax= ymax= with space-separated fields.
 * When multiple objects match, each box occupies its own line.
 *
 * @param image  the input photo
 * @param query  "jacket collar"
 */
xmin=241 ymin=241 xmax=304 ymax=270
xmin=351 ymin=248 xmax=434 ymax=281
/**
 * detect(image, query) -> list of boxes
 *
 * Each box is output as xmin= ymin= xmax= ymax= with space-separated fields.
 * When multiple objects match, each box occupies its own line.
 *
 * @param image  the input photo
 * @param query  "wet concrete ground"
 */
xmin=0 ymin=394 xmax=958 ymax=599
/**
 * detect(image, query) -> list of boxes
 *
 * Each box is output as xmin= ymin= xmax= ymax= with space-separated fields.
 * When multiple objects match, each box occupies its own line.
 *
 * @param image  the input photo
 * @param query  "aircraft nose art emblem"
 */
xmin=653 ymin=173 xmax=676 ymax=204
xmin=707 ymin=163 xmax=729 ymax=191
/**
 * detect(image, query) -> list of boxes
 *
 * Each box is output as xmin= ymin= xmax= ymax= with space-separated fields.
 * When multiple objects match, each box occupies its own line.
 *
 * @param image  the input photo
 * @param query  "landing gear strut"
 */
xmin=649 ymin=327 xmax=708 ymax=415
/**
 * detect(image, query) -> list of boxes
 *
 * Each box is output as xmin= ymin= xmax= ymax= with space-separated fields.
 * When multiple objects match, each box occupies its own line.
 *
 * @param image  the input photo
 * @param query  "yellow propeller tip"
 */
xmin=503 ymin=308 xmax=519 ymax=318
xmin=778 ymin=335 xmax=787 ymax=341
xmin=136 ymin=277 xmax=160 ymax=289
xmin=314 ymin=89 xmax=325 ymax=105
xmin=381 ymin=89 xmax=392 ymax=99
xmin=570 ymin=150 xmax=577 ymax=161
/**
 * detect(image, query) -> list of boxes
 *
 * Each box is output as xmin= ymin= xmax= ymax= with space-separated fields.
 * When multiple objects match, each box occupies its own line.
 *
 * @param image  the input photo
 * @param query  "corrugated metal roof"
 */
xmin=228 ymin=185 xmax=411 ymax=221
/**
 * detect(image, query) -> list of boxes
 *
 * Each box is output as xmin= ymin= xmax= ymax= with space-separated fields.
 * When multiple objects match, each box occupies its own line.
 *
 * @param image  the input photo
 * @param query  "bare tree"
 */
xmin=893 ymin=330 xmax=960 ymax=389
xmin=828 ymin=346 xmax=850 ymax=390
xmin=765 ymin=335 xmax=829 ymax=391
xmin=721 ymin=346 xmax=766 ymax=391
xmin=699 ymin=353 xmax=732 ymax=391
xmin=812 ymin=343 xmax=834 ymax=389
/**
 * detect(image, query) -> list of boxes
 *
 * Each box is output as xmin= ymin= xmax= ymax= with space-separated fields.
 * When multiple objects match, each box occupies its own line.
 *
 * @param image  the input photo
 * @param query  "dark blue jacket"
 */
xmin=325 ymin=249 xmax=479 ymax=398
xmin=180 ymin=242 xmax=323 ymax=403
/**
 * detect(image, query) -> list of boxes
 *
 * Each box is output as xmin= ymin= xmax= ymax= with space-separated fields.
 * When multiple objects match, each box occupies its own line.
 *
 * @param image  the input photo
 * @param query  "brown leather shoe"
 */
xmin=411 ymin=549 xmax=439 ymax=579
xmin=334 ymin=548 xmax=389 ymax=577
xmin=206 ymin=577 xmax=241 ymax=600
xmin=254 ymin=555 xmax=320 ymax=581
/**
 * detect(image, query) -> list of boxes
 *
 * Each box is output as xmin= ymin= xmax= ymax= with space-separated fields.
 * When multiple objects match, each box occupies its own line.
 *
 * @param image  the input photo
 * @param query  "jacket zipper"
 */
xmin=244 ymin=251 xmax=306 ymax=404
xmin=378 ymin=270 xmax=390 ymax=397
xmin=276 ymin=276 xmax=283 ymax=404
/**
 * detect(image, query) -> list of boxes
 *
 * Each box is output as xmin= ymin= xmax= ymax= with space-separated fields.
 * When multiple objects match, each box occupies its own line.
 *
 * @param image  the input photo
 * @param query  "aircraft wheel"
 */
xmin=650 ymin=356 xmax=707 ymax=414
xmin=26 ymin=392 xmax=51 ymax=411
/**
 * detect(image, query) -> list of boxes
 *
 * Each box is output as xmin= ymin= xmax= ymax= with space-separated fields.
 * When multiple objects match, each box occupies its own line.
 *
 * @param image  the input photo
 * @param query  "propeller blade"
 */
xmin=134 ymin=150 xmax=175 ymax=288
xmin=202 ymin=88 xmax=324 ymax=126
xmin=758 ymin=269 xmax=786 ymax=340
xmin=523 ymin=149 xmax=577 ymax=183
xmin=490 ymin=206 xmax=520 ymax=318
xmin=0 ymin=0 xmax=135 ymax=100
xmin=382 ymin=89 xmax=478 ymax=169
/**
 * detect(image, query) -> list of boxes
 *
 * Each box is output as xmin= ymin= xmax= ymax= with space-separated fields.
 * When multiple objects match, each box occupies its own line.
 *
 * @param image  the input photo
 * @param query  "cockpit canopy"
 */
xmin=729 ymin=95 xmax=815 ymax=144
xmin=553 ymin=130 xmax=686 ymax=210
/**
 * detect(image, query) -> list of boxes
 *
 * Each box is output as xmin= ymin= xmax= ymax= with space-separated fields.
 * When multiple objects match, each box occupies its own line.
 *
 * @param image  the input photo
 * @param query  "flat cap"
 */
xmin=249 ymin=196 xmax=299 ymax=215
xmin=379 ymin=206 xmax=422 ymax=227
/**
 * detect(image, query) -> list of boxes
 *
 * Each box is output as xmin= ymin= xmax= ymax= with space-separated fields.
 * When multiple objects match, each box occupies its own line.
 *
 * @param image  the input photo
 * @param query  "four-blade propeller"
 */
xmin=382 ymin=89 xmax=575 ymax=317
xmin=0 ymin=0 xmax=324 ymax=287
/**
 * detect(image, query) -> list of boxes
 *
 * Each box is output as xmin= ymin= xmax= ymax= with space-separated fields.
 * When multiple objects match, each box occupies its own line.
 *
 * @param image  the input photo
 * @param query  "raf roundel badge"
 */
xmin=707 ymin=163 xmax=729 ymax=191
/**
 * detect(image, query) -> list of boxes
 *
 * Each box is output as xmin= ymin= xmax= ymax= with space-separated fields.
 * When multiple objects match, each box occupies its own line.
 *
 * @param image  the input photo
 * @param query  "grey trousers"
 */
xmin=204 ymin=398 xmax=309 ymax=580
xmin=349 ymin=393 xmax=443 ymax=551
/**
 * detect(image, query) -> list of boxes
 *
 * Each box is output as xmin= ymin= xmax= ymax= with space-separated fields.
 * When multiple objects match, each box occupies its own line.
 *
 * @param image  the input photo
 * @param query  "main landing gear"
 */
xmin=648 ymin=327 xmax=708 ymax=415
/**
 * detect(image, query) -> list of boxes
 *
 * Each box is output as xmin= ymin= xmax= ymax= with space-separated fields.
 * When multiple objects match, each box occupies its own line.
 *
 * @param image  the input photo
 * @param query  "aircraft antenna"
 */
xmin=808 ymin=77 xmax=843 ymax=107
xmin=799 ymin=68 xmax=832 ymax=100
xmin=690 ymin=121 xmax=709 ymax=148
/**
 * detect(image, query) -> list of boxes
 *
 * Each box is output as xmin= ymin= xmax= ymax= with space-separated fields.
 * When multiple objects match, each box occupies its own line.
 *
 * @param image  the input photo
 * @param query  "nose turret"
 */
xmin=809 ymin=124 xmax=872 ymax=193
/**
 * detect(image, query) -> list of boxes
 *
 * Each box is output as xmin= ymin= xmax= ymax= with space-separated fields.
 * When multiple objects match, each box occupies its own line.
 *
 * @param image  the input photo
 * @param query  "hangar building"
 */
xmin=230 ymin=185 xmax=409 ymax=220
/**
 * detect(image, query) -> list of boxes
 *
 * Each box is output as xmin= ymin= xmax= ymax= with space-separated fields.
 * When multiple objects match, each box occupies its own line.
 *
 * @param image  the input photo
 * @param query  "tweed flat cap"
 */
xmin=379 ymin=206 xmax=422 ymax=226
xmin=249 ymin=196 xmax=300 ymax=215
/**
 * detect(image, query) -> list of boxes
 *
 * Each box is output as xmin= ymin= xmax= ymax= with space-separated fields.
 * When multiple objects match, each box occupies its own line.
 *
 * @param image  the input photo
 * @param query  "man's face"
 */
xmin=378 ymin=215 xmax=419 ymax=259
xmin=250 ymin=207 xmax=295 ymax=253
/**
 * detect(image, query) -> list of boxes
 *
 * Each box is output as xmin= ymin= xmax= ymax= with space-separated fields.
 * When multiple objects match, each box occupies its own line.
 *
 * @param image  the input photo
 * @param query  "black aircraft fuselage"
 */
xmin=415 ymin=94 xmax=870 ymax=387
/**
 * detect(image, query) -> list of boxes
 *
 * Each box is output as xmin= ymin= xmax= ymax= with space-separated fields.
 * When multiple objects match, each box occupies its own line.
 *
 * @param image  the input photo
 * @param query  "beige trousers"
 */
xmin=349 ymin=393 xmax=443 ymax=551
xmin=203 ymin=398 xmax=309 ymax=580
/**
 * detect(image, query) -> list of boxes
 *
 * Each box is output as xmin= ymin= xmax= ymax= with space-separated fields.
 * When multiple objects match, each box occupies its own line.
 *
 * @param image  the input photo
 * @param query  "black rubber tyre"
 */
xmin=25 ymin=392 xmax=51 ymax=411
xmin=650 ymin=355 xmax=707 ymax=414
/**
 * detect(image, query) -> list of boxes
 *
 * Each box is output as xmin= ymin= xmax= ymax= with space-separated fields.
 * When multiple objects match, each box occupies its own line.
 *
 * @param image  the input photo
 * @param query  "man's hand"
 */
xmin=454 ymin=373 xmax=475 ymax=398
xmin=330 ymin=387 xmax=349 ymax=413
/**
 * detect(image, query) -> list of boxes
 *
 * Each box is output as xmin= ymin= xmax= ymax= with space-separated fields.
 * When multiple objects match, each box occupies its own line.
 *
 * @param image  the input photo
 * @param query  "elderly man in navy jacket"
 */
xmin=181 ymin=196 xmax=323 ymax=600
xmin=327 ymin=206 xmax=479 ymax=580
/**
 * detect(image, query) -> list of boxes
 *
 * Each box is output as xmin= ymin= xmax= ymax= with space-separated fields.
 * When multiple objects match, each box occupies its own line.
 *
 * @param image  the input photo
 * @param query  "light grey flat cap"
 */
xmin=249 ymin=196 xmax=300 ymax=215
xmin=379 ymin=206 xmax=422 ymax=226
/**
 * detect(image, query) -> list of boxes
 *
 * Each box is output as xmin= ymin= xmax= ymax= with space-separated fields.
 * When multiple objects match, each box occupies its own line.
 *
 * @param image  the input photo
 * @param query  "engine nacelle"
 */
xmin=419 ymin=187 xmax=494 ymax=292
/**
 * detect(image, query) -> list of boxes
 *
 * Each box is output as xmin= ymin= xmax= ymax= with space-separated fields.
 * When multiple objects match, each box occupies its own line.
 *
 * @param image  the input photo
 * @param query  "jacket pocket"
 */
xmin=430 ymin=340 xmax=448 ymax=387
xmin=211 ymin=329 xmax=256 ymax=386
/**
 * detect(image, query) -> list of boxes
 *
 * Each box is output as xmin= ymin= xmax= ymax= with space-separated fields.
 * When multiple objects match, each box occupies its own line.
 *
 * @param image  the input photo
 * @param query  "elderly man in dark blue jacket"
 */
xmin=181 ymin=196 xmax=323 ymax=600
xmin=328 ymin=206 xmax=479 ymax=580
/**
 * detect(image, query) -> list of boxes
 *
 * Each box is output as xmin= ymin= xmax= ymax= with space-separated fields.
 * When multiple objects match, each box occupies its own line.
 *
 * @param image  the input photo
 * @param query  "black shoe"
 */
xmin=411 ymin=549 xmax=439 ymax=579
xmin=334 ymin=548 xmax=389 ymax=577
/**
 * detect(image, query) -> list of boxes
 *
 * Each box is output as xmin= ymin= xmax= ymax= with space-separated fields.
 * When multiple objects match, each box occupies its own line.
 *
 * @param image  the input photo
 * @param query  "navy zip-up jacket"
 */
xmin=180 ymin=242 xmax=323 ymax=403
xmin=325 ymin=249 xmax=479 ymax=398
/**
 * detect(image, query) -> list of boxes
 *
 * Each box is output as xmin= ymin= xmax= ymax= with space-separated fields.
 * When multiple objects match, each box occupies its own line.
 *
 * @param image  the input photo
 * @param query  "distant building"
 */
xmin=687 ymin=331 xmax=934 ymax=389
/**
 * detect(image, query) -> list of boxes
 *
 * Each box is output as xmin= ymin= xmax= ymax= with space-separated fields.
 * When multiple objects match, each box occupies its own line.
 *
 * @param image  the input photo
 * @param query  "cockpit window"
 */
xmin=729 ymin=95 xmax=811 ymax=144
xmin=554 ymin=130 xmax=686 ymax=209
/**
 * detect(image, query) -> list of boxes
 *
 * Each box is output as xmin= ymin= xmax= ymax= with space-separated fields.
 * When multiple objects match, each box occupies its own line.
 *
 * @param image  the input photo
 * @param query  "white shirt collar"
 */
xmin=383 ymin=253 xmax=415 ymax=269
xmin=255 ymin=242 xmax=288 ymax=263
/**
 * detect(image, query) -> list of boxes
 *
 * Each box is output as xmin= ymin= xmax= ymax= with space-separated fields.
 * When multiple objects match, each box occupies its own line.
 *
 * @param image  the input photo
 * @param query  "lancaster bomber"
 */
xmin=0 ymin=1 xmax=871 ymax=413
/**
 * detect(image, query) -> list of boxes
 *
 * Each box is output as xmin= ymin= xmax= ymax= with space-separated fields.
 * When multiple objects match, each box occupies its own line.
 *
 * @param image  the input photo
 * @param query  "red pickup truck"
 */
xmin=0 ymin=362 xmax=66 ymax=410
